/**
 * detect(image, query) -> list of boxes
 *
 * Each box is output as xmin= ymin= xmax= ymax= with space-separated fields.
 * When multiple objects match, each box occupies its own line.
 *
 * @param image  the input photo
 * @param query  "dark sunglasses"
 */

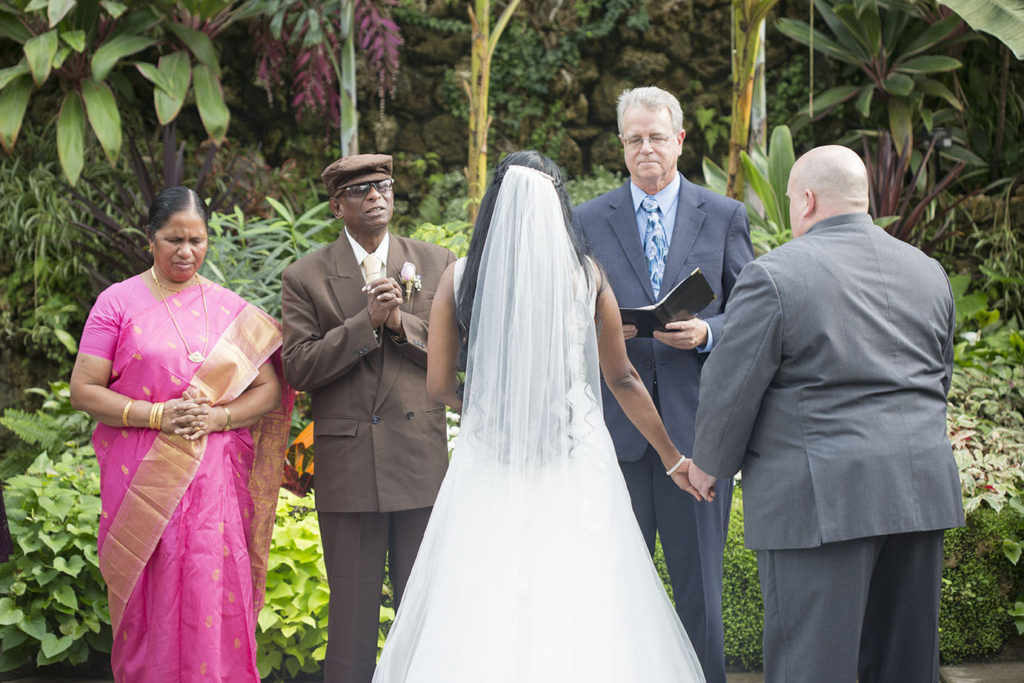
xmin=337 ymin=177 xmax=395 ymax=199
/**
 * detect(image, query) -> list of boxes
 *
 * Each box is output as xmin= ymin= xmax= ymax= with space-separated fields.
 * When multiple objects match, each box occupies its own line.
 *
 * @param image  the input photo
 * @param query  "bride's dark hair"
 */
xmin=455 ymin=150 xmax=589 ymax=366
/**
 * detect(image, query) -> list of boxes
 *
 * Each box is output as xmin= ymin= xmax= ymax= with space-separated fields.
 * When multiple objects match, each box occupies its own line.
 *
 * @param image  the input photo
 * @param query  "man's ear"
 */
xmin=802 ymin=188 xmax=815 ymax=218
xmin=329 ymin=197 xmax=344 ymax=220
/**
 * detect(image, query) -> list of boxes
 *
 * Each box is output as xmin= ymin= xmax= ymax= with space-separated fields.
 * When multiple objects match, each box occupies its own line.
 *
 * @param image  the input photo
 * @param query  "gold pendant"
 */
xmin=188 ymin=351 xmax=205 ymax=363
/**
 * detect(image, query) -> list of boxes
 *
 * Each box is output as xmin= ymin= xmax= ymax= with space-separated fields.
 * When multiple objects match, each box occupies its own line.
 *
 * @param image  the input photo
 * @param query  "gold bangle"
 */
xmin=122 ymin=399 xmax=134 ymax=427
xmin=156 ymin=402 xmax=165 ymax=431
xmin=223 ymin=406 xmax=232 ymax=431
xmin=149 ymin=402 xmax=163 ymax=430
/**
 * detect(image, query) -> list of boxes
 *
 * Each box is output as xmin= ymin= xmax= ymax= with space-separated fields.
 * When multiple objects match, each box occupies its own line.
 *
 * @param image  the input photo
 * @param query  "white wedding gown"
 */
xmin=372 ymin=166 xmax=705 ymax=682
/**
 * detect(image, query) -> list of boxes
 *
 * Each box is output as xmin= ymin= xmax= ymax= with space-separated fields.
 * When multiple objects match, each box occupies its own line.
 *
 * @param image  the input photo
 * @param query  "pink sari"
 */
xmin=86 ymin=276 xmax=293 ymax=681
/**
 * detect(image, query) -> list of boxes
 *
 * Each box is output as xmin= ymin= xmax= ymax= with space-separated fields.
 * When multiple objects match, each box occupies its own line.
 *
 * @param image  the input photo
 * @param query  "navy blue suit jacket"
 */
xmin=575 ymin=175 xmax=754 ymax=460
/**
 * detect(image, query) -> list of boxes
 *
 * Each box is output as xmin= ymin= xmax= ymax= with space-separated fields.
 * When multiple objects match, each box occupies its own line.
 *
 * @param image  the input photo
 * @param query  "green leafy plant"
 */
xmin=721 ymin=486 xmax=765 ymax=671
xmin=703 ymin=125 xmax=795 ymax=254
xmin=255 ymin=490 xmax=329 ymax=680
xmin=566 ymin=164 xmax=624 ymax=206
xmin=0 ymin=381 xmax=95 ymax=481
xmin=202 ymin=199 xmax=335 ymax=320
xmin=777 ymin=0 xmax=967 ymax=153
xmin=0 ymin=0 xmax=255 ymax=184
xmin=408 ymin=220 xmax=473 ymax=259
xmin=0 ymin=449 xmax=110 ymax=673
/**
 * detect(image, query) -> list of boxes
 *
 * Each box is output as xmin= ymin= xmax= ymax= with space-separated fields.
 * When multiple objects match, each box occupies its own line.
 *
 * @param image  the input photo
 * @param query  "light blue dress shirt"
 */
xmin=628 ymin=172 xmax=714 ymax=352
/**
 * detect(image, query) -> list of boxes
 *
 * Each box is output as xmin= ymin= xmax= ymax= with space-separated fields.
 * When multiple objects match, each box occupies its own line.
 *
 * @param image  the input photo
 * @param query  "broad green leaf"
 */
xmin=91 ymin=33 xmax=155 ymax=81
xmin=896 ymin=55 xmax=962 ymax=74
xmin=101 ymin=0 xmax=127 ymax=18
xmin=803 ymin=84 xmax=860 ymax=118
xmin=18 ymin=614 xmax=48 ymax=640
xmin=81 ymin=78 xmax=121 ymax=163
xmin=166 ymin=22 xmax=220 ymax=77
xmin=0 ymin=13 xmax=33 ymax=42
xmin=61 ymin=28 xmax=85 ymax=52
xmin=154 ymin=51 xmax=190 ymax=124
xmin=882 ymin=72 xmax=915 ymax=97
xmin=902 ymin=13 xmax=966 ymax=58
xmin=53 ymin=584 xmax=78 ymax=610
xmin=134 ymin=61 xmax=171 ymax=92
xmin=0 ymin=73 xmax=32 ymax=152
xmin=48 ymin=0 xmax=76 ymax=27
xmin=766 ymin=125 xmax=794 ymax=232
xmin=0 ymin=63 xmax=30 ymax=91
xmin=855 ymin=83 xmax=875 ymax=118
xmin=39 ymin=633 xmax=74 ymax=659
xmin=52 ymin=43 xmax=71 ymax=68
xmin=776 ymin=17 xmax=860 ymax=65
xmin=916 ymin=77 xmax=963 ymax=110
xmin=0 ymin=597 xmax=24 ymax=626
xmin=57 ymin=91 xmax=86 ymax=185
xmin=940 ymin=0 xmax=1024 ymax=59
xmin=53 ymin=554 xmax=86 ymax=577
xmin=741 ymin=150 xmax=780 ymax=226
xmin=54 ymin=328 xmax=78 ymax=353
xmin=888 ymin=99 xmax=914 ymax=153
xmin=26 ymin=0 xmax=50 ymax=12
xmin=24 ymin=29 xmax=59 ymax=86
xmin=193 ymin=64 xmax=229 ymax=144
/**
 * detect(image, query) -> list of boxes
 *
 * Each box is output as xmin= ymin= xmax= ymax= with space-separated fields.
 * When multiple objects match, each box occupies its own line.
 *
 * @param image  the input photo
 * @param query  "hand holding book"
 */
xmin=619 ymin=268 xmax=717 ymax=338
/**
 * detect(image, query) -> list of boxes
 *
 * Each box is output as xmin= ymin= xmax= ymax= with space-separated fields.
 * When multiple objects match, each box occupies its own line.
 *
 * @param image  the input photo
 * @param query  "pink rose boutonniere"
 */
xmin=401 ymin=261 xmax=422 ymax=305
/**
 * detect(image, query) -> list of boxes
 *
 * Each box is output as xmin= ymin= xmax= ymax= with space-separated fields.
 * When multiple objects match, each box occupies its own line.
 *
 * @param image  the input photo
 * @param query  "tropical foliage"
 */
xmin=0 ymin=0 xmax=254 ymax=184
xmin=777 ymin=0 xmax=967 ymax=153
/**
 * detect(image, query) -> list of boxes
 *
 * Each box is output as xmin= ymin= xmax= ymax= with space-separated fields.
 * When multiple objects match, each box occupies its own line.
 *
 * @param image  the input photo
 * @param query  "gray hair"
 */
xmin=616 ymin=86 xmax=684 ymax=135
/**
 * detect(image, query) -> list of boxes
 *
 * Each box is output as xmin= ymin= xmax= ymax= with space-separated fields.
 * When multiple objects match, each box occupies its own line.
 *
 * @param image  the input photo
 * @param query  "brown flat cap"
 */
xmin=321 ymin=154 xmax=393 ymax=197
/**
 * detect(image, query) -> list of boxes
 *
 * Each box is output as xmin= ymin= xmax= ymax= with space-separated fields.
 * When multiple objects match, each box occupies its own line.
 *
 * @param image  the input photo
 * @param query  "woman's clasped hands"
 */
xmin=165 ymin=387 xmax=220 ymax=441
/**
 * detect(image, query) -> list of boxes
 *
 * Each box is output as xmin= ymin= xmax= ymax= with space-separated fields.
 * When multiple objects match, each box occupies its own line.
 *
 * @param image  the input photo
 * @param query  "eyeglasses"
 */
xmin=337 ymin=177 xmax=395 ymax=199
xmin=622 ymin=134 xmax=674 ymax=150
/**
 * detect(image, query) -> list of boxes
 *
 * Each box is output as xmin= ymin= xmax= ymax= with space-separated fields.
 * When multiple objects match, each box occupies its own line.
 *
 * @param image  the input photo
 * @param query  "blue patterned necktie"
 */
xmin=641 ymin=196 xmax=668 ymax=297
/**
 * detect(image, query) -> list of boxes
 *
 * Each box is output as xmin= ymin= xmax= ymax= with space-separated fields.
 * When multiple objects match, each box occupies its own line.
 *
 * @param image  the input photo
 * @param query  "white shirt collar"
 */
xmin=345 ymin=229 xmax=389 ymax=269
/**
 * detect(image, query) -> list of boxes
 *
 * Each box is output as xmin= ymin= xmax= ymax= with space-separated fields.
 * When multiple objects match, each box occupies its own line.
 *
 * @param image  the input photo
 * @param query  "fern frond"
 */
xmin=0 ymin=408 xmax=62 ymax=451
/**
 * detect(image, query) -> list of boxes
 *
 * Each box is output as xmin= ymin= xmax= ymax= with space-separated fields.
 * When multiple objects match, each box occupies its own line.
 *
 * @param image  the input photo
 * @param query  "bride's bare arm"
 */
xmin=426 ymin=263 xmax=463 ymax=411
xmin=594 ymin=273 xmax=708 ymax=501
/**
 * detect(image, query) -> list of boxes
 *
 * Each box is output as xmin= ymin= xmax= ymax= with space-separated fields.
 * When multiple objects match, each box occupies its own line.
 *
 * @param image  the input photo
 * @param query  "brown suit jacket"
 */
xmin=281 ymin=233 xmax=455 ymax=513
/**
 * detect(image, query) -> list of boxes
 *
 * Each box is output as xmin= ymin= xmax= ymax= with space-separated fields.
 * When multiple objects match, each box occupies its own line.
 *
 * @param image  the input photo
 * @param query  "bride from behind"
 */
xmin=373 ymin=151 xmax=711 ymax=682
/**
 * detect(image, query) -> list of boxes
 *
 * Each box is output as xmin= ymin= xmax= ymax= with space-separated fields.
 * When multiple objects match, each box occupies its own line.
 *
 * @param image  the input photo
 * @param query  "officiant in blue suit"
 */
xmin=575 ymin=86 xmax=753 ymax=683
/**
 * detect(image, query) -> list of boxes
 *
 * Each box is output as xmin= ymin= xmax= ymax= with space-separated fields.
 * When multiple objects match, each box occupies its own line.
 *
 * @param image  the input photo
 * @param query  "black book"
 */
xmin=619 ymin=268 xmax=717 ymax=337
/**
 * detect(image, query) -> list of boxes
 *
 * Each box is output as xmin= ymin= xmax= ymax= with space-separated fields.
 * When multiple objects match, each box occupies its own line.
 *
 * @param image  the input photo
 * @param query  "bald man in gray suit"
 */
xmin=688 ymin=146 xmax=965 ymax=682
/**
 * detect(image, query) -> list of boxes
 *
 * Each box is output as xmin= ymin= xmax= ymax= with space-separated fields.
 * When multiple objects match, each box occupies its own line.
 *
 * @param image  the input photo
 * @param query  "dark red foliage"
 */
xmin=252 ymin=0 xmax=403 ymax=133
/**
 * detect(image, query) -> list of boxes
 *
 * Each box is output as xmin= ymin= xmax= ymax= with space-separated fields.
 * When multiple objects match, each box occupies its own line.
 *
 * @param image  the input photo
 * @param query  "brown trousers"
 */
xmin=317 ymin=508 xmax=432 ymax=683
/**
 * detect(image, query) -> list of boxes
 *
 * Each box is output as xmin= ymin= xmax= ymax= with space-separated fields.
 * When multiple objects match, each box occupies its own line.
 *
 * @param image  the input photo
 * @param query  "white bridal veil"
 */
xmin=373 ymin=165 xmax=705 ymax=682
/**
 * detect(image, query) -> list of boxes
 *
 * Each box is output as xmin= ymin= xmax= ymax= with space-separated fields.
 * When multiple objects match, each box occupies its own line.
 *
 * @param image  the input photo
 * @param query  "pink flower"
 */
xmin=401 ymin=261 xmax=417 ymax=283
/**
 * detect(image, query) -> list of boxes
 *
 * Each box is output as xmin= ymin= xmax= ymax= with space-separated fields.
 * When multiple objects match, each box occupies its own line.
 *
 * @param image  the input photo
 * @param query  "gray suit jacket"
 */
xmin=692 ymin=213 xmax=964 ymax=550
xmin=575 ymin=176 xmax=753 ymax=458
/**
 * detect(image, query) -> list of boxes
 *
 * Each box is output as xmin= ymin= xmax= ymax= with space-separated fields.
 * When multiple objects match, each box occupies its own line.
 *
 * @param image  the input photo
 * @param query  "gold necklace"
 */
xmin=151 ymin=266 xmax=209 ymax=363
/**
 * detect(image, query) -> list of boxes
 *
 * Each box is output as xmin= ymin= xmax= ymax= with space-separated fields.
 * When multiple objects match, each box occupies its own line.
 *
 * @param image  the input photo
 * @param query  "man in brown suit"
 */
xmin=281 ymin=154 xmax=455 ymax=683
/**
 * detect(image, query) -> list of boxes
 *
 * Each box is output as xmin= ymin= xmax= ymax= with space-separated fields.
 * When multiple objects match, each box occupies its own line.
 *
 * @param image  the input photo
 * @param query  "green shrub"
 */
xmin=203 ymin=200 xmax=336 ymax=321
xmin=0 ymin=450 xmax=110 ymax=673
xmin=722 ymin=487 xmax=764 ymax=670
xmin=256 ymin=490 xmax=330 ymax=681
xmin=940 ymin=503 xmax=1024 ymax=662
xmin=0 ymin=381 xmax=95 ymax=482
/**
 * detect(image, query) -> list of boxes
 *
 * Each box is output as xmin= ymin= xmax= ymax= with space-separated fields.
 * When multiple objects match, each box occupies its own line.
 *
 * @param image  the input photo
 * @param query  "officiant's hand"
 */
xmin=687 ymin=461 xmax=718 ymax=501
xmin=654 ymin=318 xmax=707 ymax=350
xmin=365 ymin=277 xmax=403 ymax=329
xmin=622 ymin=324 xmax=638 ymax=341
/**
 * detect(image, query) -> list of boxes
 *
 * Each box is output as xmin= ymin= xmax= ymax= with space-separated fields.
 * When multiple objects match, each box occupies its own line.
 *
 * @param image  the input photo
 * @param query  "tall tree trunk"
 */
xmin=464 ymin=0 xmax=520 ymax=224
xmin=339 ymin=0 xmax=358 ymax=156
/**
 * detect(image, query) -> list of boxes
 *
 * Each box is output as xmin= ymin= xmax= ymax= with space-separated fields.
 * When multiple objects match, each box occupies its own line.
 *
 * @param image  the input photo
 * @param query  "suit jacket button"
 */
xmin=371 ymin=415 xmax=381 ymax=424
xmin=406 ymin=411 xmax=414 ymax=419
xmin=644 ymin=359 xmax=653 ymax=369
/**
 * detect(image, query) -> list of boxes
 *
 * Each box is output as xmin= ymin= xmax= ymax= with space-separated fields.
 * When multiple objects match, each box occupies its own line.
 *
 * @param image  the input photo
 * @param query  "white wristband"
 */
xmin=665 ymin=455 xmax=687 ymax=476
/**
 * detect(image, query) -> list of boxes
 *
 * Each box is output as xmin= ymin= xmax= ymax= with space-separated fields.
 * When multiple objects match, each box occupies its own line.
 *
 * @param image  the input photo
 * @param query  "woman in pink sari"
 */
xmin=70 ymin=187 xmax=293 ymax=681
